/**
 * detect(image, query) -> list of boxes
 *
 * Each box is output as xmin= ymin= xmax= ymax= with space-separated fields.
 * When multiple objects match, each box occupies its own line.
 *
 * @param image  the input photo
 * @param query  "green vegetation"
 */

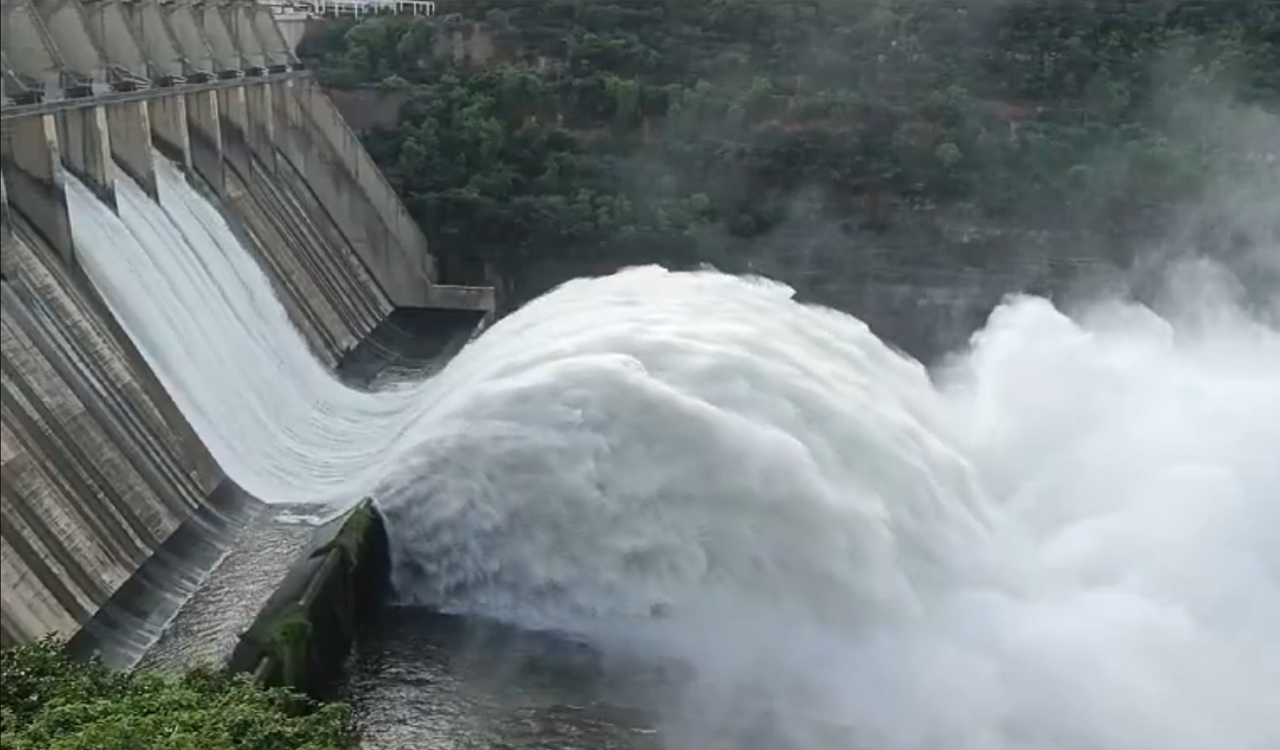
xmin=312 ymin=503 xmax=377 ymax=570
xmin=1 ymin=637 xmax=356 ymax=750
xmin=301 ymin=0 xmax=1279 ymax=303
xmin=264 ymin=604 xmax=315 ymax=688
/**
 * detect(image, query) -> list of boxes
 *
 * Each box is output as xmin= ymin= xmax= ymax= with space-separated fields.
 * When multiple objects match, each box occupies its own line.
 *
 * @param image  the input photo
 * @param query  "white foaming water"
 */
xmin=65 ymin=158 xmax=425 ymax=505
xmin=65 ymin=159 xmax=1280 ymax=749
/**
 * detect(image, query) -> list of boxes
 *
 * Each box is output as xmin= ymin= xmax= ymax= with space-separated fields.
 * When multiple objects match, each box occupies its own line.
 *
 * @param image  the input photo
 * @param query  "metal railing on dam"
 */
xmin=261 ymin=0 xmax=436 ymax=17
xmin=1 ymin=69 xmax=310 ymax=121
xmin=1 ymin=0 xmax=492 ymax=660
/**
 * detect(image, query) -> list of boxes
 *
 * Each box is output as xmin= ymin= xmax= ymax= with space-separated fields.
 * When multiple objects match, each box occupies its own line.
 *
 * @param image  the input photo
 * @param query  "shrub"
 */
xmin=1 ymin=636 xmax=357 ymax=750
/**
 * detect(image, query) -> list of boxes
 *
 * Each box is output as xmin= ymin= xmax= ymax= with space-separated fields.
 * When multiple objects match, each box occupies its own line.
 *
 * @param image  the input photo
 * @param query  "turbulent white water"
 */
xmin=65 ymin=158 xmax=1280 ymax=750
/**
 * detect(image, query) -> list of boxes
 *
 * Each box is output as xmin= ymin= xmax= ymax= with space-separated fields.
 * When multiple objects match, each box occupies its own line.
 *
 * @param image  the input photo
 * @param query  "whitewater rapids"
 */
xmin=66 ymin=158 xmax=1280 ymax=750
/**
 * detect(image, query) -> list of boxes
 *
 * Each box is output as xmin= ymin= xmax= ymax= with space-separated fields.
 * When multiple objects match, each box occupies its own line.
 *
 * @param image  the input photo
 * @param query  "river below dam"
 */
xmin=344 ymin=607 xmax=664 ymax=749
xmin=342 ymin=606 xmax=857 ymax=749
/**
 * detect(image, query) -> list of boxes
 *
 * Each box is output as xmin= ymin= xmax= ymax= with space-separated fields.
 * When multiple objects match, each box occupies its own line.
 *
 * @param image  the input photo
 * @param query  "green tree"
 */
xmin=303 ymin=0 xmax=1278 ymax=299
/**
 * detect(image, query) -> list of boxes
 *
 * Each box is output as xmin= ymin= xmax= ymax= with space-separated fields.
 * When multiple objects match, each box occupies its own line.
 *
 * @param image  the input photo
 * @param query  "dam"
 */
xmin=3 ymin=2 xmax=1278 ymax=747
xmin=0 ymin=0 xmax=493 ymax=662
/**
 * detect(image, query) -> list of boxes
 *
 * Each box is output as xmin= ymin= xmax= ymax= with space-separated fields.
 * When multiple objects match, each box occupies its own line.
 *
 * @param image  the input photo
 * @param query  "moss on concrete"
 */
xmin=229 ymin=498 xmax=389 ymax=697
xmin=266 ymin=603 xmax=314 ymax=687
xmin=313 ymin=503 xmax=375 ymax=569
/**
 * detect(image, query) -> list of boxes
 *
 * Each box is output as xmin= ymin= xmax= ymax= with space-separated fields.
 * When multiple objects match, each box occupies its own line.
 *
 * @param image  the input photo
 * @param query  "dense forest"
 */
xmin=301 ymin=0 xmax=1278 ymax=330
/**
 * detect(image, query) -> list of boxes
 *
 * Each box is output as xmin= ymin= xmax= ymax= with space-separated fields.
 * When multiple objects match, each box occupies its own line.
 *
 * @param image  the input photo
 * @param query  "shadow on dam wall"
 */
xmin=0 ymin=0 xmax=493 ymax=666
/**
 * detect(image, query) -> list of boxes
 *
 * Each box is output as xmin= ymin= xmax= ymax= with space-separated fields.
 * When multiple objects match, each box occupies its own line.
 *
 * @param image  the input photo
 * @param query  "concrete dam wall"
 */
xmin=0 ymin=0 xmax=492 ymax=653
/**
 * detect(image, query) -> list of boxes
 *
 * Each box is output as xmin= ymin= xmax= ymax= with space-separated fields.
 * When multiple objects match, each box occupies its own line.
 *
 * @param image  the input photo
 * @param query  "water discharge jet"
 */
xmin=66 ymin=156 xmax=426 ymax=508
xmin=65 ymin=157 xmax=1280 ymax=749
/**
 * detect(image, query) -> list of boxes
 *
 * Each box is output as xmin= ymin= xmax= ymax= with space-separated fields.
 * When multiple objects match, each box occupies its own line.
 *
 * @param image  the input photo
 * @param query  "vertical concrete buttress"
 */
xmin=119 ymin=0 xmax=186 ymax=80
xmin=226 ymin=0 xmax=267 ymax=71
xmin=161 ymin=1 xmax=215 ymax=78
xmin=250 ymin=2 xmax=294 ymax=69
xmin=192 ymin=0 xmax=240 ymax=74
xmin=2 ymin=1 xmax=68 ymax=93
xmin=56 ymin=106 xmax=115 ymax=203
xmin=184 ymin=88 xmax=224 ymax=194
xmin=243 ymin=80 xmax=276 ymax=164
xmin=78 ymin=0 xmax=148 ymax=80
xmin=34 ymin=0 xmax=110 ymax=91
xmin=106 ymin=101 xmax=158 ymax=198
xmin=217 ymin=85 xmax=251 ymax=183
xmin=1 ymin=174 xmax=14 ymax=278
xmin=148 ymin=94 xmax=193 ymax=169
xmin=0 ymin=115 xmax=74 ymax=264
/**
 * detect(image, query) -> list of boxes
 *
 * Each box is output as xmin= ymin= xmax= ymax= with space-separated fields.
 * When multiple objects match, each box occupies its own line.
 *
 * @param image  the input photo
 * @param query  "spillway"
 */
xmin=54 ymin=154 xmax=478 ymax=668
xmin=61 ymin=148 xmax=1280 ymax=748
xmin=1 ymin=0 xmax=492 ymax=661
xmin=67 ymin=156 xmax=419 ymax=508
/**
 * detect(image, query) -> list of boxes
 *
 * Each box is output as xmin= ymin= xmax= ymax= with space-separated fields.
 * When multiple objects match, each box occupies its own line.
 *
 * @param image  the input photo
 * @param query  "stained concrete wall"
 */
xmin=324 ymin=88 xmax=412 ymax=137
xmin=1 ymin=219 xmax=223 ymax=646
xmin=0 ymin=0 xmax=493 ymax=654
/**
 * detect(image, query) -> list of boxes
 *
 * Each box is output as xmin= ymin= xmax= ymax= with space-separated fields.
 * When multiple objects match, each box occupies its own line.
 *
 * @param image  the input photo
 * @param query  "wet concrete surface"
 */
xmin=137 ymin=503 xmax=321 ymax=671
xmin=136 ymin=309 xmax=484 ymax=672
xmin=337 ymin=309 xmax=485 ymax=390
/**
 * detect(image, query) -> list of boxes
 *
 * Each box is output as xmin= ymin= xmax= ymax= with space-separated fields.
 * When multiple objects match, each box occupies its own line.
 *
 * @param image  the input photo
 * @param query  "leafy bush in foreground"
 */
xmin=1 ymin=636 xmax=357 ymax=750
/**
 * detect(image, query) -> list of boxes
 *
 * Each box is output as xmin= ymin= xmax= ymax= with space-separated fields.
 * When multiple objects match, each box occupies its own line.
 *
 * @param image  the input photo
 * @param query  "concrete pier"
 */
xmin=1 ymin=175 xmax=14 ymax=278
xmin=148 ymin=93 xmax=191 ymax=167
xmin=184 ymin=87 xmax=224 ymax=194
xmin=56 ymin=106 xmax=114 ymax=201
xmin=1 ymin=4 xmax=65 ymax=96
xmin=81 ymin=0 xmax=149 ymax=83
xmin=1 ymin=114 xmax=74 ymax=264
xmin=106 ymin=100 xmax=157 ymax=197
xmin=120 ymin=0 xmax=186 ymax=81
xmin=1 ymin=0 xmax=494 ymax=659
xmin=35 ymin=0 xmax=109 ymax=92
